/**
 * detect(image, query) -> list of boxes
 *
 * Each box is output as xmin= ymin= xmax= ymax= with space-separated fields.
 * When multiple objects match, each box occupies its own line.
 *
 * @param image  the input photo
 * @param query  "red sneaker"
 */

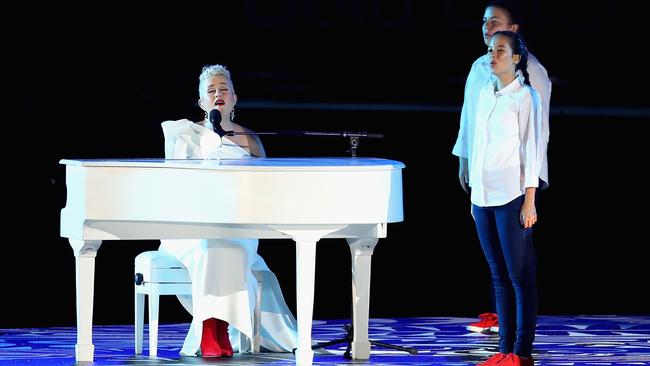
xmin=467 ymin=313 xmax=499 ymax=334
xmin=200 ymin=318 xmax=222 ymax=357
xmin=477 ymin=352 xmax=507 ymax=366
xmin=495 ymin=353 xmax=534 ymax=366
xmin=216 ymin=319 xmax=234 ymax=357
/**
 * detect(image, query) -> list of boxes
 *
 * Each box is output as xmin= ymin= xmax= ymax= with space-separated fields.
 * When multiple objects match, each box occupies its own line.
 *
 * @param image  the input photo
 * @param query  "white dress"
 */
xmin=159 ymin=119 xmax=299 ymax=356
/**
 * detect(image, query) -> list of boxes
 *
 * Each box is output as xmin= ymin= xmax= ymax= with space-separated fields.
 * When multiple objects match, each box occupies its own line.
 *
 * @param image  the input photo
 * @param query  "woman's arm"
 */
xmin=520 ymin=187 xmax=537 ymax=228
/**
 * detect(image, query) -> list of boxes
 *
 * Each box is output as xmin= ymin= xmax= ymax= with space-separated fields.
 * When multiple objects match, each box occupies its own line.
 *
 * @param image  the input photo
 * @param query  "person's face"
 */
xmin=487 ymin=34 xmax=520 ymax=79
xmin=482 ymin=6 xmax=518 ymax=46
xmin=199 ymin=74 xmax=237 ymax=118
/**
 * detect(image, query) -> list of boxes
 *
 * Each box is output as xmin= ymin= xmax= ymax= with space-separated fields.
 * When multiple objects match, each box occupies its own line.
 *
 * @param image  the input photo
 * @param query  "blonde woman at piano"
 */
xmin=158 ymin=64 xmax=298 ymax=357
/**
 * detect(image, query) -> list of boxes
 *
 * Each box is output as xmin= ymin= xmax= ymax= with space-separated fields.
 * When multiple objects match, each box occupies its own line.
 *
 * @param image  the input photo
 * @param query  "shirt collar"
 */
xmin=485 ymin=74 xmax=524 ymax=96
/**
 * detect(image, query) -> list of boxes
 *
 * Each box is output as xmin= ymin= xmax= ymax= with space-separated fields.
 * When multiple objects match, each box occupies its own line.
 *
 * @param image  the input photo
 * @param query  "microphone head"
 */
xmin=209 ymin=109 xmax=222 ymax=125
xmin=209 ymin=109 xmax=226 ymax=136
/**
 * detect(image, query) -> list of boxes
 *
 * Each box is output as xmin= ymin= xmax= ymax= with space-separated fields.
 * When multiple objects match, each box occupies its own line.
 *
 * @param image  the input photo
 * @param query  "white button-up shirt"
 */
xmin=469 ymin=75 xmax=544 ymax=207
xmin=453 ymin=53 xmax=551 ymax=188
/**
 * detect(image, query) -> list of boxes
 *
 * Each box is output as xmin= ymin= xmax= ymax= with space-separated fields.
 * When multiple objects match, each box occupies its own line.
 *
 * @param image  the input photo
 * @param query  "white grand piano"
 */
xmin=60 ymin=157 xmax=404 ymax=365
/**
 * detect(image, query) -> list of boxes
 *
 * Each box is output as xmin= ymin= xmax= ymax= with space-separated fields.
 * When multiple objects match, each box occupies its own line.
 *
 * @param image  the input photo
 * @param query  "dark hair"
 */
xmin=486 ymin=0 xmax=526 ymax=29
xmin=493 ymin=30 xmax=530 ymax=86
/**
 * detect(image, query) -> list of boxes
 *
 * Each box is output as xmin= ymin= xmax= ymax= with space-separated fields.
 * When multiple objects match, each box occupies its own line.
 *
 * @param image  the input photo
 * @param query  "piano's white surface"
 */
xmin=60 ymin=157 xmax=404 ymax=365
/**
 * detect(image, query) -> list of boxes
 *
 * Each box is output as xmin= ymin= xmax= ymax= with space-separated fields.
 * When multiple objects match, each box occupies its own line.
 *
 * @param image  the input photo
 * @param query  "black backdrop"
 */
xmin=4 ymin=1 xmax=648 ymax=328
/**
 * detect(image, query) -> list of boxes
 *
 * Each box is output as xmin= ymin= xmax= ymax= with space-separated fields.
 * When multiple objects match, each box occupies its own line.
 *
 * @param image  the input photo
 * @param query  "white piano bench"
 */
xmin=134 ymin=250 xmax=262 ymax=357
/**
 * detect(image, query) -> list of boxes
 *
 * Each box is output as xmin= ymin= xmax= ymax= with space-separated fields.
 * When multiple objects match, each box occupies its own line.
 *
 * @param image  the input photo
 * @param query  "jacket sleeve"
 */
xmin=452 ymin=61 xmax=480 ymax=158
xmin=519 ymin=89 xmax=545 ymax=188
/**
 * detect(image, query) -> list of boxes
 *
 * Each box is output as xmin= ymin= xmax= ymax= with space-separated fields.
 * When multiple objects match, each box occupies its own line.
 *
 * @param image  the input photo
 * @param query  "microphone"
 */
xmin=209 ymin=109 xmax=231 ymax=136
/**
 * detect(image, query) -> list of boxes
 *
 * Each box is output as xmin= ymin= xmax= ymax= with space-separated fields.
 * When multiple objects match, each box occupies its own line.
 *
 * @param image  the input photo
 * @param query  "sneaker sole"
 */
xmin=467 ymin=325 xmax=497 ymax=334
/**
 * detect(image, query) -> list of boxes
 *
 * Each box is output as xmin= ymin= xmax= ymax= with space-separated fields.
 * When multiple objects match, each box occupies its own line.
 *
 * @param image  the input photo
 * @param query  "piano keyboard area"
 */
xmin=1 ymin=315 xmax=648 ymax=365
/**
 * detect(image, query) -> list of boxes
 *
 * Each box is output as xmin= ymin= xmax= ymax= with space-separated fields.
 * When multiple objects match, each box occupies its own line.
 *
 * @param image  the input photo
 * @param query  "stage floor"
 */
xmin=1 ymin=315 xmax=649 ymax=365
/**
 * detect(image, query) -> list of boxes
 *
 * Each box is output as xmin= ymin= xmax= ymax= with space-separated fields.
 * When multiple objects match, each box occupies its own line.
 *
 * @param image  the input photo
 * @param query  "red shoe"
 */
xmin=200 ymin=318 xmax=222 ymax=357
xmin=216 ymin=319 xmax=234 ymax=357
xmin=495 ymin=353 xmax=534 ymax=366
xmin=477 ymin=352 xmax=507 ymax=366
xmin=467 ymin=313 xmax=499 ymax=334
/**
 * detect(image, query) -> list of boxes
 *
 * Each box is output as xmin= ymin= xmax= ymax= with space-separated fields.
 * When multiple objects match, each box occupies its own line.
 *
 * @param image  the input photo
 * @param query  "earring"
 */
xmin=230 ymin=109 xmax=235 ymax=122
xmin=204 ymin=111 xmax=208 ymax=121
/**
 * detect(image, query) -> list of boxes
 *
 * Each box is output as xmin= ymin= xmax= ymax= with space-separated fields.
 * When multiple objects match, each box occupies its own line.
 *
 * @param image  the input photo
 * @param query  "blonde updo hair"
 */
xmin=198 ymin=64 xmax=235 ymax=96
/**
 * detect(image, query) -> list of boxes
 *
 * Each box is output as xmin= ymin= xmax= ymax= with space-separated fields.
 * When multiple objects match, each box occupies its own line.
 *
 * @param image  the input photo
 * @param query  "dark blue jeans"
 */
xmin=472 ymin=195 xmax=537 ymax=357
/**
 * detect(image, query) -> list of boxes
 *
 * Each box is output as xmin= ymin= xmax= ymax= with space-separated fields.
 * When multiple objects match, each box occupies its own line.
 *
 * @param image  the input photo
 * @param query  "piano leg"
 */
xmin=278 ymin=228 xmax=342 ymax=366
xmin=68 ymin=239 xmax=102 ymax=362
xmin=295 ymin=239 xmax=316 ymax=365
xmin=347 ymin=238 xmax=378 ymax=360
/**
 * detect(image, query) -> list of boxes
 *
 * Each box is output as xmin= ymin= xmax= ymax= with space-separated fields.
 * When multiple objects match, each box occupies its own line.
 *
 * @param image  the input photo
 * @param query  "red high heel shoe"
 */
xmin=216 ymin=319 xmax=234 ymax=357
xmin=200 ymin=318 xmax=222 ymax=357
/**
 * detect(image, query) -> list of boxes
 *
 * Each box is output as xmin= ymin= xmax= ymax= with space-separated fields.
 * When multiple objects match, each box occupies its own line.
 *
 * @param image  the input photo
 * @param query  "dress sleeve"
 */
xmin=161 ymin=119 xmax=222 ymax=159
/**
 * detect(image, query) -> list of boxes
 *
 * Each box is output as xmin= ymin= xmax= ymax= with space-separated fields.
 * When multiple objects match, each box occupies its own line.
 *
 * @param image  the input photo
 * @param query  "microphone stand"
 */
xmin=306 ymin=323 xmax=418 ymax=359
xmin=222 ymin=131 xmax=384 ymax=157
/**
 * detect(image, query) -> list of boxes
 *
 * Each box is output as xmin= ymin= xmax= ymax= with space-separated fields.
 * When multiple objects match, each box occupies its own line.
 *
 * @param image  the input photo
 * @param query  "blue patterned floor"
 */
xmin=1 ymin=315 xmax=649 ymax=365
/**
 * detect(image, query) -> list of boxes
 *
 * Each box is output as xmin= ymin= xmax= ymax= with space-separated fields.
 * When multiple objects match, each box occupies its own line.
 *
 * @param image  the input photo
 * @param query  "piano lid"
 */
xmin=59 ymin=157 xmax=405 ymax=171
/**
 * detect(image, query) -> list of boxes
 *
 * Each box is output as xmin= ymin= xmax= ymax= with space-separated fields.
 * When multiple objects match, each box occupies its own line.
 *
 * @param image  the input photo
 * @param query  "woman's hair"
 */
xmin=198 ymin=64 xmax=234 ymax=96
xmin=486 ymin=0 xmax=524 ymax=28
xmin=493 ymin=30 xmax=530 ymax=86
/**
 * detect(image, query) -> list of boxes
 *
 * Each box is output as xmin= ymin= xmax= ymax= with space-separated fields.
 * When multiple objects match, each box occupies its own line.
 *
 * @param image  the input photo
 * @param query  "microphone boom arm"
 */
xmin=224 ymin=130 xmax=382 ymax=138
xmin=222 ymin=130 xmax=383 ymax=157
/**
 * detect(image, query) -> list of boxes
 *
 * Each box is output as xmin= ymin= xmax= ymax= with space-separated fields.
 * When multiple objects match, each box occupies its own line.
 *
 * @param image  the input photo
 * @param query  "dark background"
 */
xmin=5 ymin=1 xmax=648 ymax=329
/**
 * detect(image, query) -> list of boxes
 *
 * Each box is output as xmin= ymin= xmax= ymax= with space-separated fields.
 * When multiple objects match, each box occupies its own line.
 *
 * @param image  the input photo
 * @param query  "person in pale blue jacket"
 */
xmin=452 ymin=0 xmax=551 ymax=337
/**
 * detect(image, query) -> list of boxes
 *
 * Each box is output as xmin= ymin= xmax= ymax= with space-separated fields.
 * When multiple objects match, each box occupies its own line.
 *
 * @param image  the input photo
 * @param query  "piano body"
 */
xmin=60 ymin=157 xmax=404 ymax=365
